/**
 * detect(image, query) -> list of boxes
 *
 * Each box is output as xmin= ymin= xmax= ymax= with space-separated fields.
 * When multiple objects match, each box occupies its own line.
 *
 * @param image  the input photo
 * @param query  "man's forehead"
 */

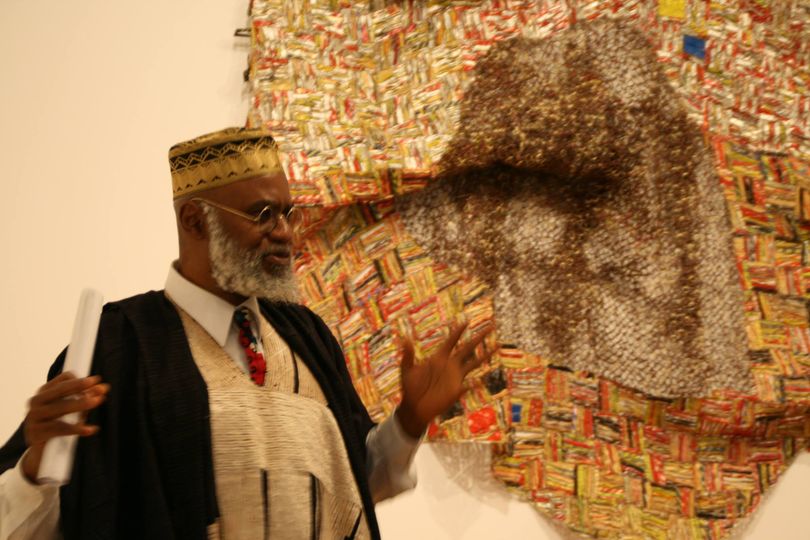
xmin=212 ymin=172 xmax=292 ymax=204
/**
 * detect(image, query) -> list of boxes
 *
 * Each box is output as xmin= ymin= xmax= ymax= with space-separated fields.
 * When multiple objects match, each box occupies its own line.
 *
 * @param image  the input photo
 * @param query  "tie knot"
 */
xmin=234 ymin=307 xmax=254 ymax=329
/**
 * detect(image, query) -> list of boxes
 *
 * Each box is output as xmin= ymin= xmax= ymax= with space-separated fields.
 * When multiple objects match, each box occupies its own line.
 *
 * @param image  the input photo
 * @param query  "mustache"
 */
xmin=261 ymin=244 xmax=291 ymax=258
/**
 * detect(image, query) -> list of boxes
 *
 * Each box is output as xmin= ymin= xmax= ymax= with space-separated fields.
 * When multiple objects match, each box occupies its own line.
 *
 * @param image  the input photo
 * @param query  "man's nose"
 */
xmin=267 ymin=214 xmax=294 ymax=242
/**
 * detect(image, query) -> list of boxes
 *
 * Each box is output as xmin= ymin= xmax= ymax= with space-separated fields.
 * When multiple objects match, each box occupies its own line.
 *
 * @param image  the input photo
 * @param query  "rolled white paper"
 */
xmin=37 ymin=288 xmax=104 ymax=485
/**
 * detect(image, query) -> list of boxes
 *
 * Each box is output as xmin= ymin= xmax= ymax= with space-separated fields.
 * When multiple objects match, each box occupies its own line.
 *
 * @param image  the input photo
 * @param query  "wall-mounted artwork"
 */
xmin=246 ymin=1 xmax=809 ymax=538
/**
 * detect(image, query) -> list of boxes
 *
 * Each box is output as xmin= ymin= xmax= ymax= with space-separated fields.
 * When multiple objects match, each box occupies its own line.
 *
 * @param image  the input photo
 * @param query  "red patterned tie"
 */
xmin=234 ymin=307 xmax=267 ymax=386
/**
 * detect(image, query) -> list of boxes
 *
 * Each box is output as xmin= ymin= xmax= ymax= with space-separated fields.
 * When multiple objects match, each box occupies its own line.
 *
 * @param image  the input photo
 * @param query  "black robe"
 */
xmin=0 ymin=291 xmax=380 ymax=540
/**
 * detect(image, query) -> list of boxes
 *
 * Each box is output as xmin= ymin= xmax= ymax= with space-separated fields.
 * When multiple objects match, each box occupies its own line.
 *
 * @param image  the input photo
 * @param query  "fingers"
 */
xmin=452 ymin=321 xmax=494 ymax=363
xmin=33 ymin=371 xmax=76 ymax=396
xmin=400 ymin=335 xmax=416 ymax=372
xmin=31 ymin=375 xmax=103 ymax=408
xmin=401 ymin=317 xmax=495 ymax=377
xmin=459 ymin=324 xmax=497 ymax=375
xmin=461 ymin=342 xmax=497 ymax=376
xmin=86 ymin=383 xmax=111 ymax=398
xmin=28 ymin=386 xmax=108 ymax=423
xmin=32 ymin=420 xmax=99 ymax=443
xmin=25 ymin=375 xmax=108 ymax=449
xmin=42 ymin=371 xmax=76 ymax=386
xmin=437 ymin=320 xmax=470 ymax=359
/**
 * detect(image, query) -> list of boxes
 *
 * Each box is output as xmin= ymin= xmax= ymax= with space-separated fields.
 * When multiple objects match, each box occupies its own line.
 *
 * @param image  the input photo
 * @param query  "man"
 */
xmin=0 ymin=127 xmax=492 ymax=539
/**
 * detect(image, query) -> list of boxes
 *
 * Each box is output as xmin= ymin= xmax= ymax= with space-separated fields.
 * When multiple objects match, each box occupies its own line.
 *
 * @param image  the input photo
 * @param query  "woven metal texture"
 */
xmin=247 ymin=1 xmax=810 ymax=538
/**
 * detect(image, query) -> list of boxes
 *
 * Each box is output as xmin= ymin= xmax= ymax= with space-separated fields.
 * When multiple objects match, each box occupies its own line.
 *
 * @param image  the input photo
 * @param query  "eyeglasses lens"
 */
xmin=256 ymin=205 xmax=303 ymax=231
xmin=257 ymin=206 xmax=274 ymax=225
xmin=287 ymin=208 xmax=302 ymax=230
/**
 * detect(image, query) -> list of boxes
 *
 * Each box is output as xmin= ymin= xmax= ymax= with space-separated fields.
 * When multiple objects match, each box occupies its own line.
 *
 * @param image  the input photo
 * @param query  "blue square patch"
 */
xmin=683 ymin=34 xmax=706 ymax=60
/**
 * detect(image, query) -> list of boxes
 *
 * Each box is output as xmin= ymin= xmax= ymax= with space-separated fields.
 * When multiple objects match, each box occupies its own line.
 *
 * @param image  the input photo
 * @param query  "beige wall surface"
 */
xmin=0 ymin=1 xmax=807 ymax=539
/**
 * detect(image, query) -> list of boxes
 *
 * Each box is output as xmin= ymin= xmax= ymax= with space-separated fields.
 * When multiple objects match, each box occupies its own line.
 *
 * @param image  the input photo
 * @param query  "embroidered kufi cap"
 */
xmin=169 ymin=127 xmax=283 ymax=199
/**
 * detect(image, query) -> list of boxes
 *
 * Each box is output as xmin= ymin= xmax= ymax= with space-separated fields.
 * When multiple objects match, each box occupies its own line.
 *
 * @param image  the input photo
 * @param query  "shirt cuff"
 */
xmin=383 ymin=410 xmax=424 ymax=449
xmin=1 ymin=453 xmax=59 ymax=536
xmin=365 ymin=413 xmax=422 ymax=502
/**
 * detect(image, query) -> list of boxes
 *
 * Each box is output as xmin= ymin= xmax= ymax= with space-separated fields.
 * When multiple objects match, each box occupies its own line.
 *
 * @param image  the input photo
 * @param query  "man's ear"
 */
xmin=178 ymin=200 xmax=208 ymax=240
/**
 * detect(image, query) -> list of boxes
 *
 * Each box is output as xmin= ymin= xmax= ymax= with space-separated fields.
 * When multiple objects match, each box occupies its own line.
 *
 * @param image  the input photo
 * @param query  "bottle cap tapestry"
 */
xmin=246 ymin=1 xmax=810 ymax=538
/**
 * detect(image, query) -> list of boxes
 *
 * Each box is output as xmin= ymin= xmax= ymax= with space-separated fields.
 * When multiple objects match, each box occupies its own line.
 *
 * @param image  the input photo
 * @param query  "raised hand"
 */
xmin=21 ymin=372 xmax=109 ymax=482
xmin=395 ymin=320 xmax=495 ymax=439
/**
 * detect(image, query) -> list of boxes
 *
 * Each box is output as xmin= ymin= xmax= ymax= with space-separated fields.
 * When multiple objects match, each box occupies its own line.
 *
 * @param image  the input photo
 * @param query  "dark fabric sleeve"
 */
xmin=298 ymin=306 xmax=382 ymax=540
xmin=0 ymin=424 xmax=25 ymax=476
xmin=2 ymin=292 xmax=215 ymax=540
xmin=0 ymin=349 xmax=68 ymax=475
xmin=60 ymin=305 xmax=165 ymax=539
xmin=63 ymin=292 xmax=219 ymax=540
xmin=59 ymin=303 xmax=176 ymax=540
xmin=305 ymin=308 xmax=376 ymax=441
xmin=0 ymin=305 xmax=173 ymax=538
xmin=265 ymin=301 xmax=376 ymax=444
xmin=125 ymin=292 xmax=218 ymax=539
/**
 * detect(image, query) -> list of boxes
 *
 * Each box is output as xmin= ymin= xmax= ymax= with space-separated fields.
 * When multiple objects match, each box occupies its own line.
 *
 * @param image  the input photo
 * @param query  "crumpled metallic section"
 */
xmin=397 ymin=19 xmax=752 ymax=398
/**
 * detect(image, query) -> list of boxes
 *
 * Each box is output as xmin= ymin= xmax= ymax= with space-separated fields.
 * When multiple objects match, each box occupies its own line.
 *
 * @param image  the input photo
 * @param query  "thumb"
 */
xmin=400 ymin=335 xmax=415 ymax=373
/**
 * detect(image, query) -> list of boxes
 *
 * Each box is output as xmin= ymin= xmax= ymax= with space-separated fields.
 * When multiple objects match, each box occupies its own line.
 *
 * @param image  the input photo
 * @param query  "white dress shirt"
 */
xmin=0 ymin=265 xmax=420 ymax=539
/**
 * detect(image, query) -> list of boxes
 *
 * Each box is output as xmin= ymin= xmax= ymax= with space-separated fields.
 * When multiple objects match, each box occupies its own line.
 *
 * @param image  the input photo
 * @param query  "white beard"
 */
xmin=204 ymin=207 xmax=300 ymax=303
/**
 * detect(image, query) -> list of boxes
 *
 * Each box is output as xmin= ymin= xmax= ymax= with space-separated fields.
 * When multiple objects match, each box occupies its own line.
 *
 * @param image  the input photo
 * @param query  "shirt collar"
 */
xmin=165 ymin=263 xmax=263 ymax=347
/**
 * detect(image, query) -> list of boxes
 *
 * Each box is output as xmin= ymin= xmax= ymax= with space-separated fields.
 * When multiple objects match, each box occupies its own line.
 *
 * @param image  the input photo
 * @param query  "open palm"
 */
xmin=395 ymin=321 xmax=495 ymax=439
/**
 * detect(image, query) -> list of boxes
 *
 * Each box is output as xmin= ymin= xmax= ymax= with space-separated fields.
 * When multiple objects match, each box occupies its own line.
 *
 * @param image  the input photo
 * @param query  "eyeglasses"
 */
xmin=192 ymin=197 xmax=303 ymax=232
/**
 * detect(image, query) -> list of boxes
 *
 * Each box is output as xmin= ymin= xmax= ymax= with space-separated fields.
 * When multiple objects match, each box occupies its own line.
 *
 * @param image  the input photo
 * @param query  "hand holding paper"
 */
xmin=22 ymin=373 xmax=109 ymax=483
xmin=20 ymin=289 xmax=108 ymax=485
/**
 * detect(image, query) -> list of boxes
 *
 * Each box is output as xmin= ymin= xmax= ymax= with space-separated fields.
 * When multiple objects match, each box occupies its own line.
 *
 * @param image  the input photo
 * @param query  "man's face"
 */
xmin=202 ymin=173 xmax=300 ymax=302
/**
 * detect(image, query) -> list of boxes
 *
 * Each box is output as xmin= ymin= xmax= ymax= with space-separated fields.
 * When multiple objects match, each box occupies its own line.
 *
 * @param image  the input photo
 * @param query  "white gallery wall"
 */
xmin=0 ymin=1 xmax=807 ymax=538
